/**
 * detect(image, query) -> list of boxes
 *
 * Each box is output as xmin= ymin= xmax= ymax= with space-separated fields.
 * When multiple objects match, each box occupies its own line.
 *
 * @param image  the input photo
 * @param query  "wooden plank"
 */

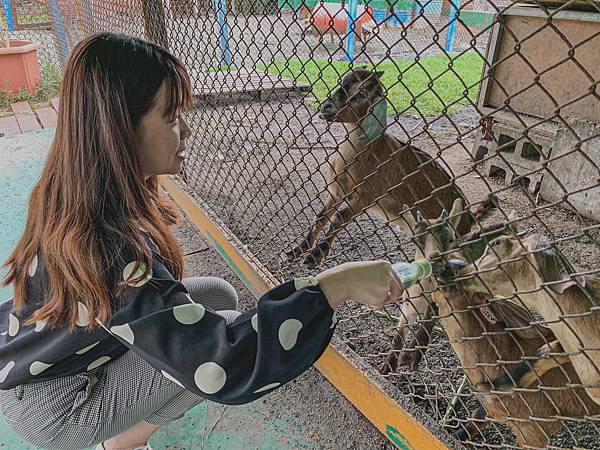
xmin=0 ymin=116 xmax=21 ymax=137
xmin=51 ymin=97 xmax=60 ymax=112
xmin=159 ymin=175 xmax=453 ymax=450
xmin=190 ymin=69 xmax=309 ymax=97
xmin=35 ymin=107 xmax=58 ymax=129
xmin=11 ymin=101 xmax=41 ymax=133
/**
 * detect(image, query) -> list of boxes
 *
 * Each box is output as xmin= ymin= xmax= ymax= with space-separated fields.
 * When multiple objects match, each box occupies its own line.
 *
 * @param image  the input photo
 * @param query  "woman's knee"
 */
xmin=183 ymin=277 xmax=238 ymax=311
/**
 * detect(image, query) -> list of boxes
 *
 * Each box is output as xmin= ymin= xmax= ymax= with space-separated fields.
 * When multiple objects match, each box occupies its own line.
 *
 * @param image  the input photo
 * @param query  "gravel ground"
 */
xmin=179 ymin=93 xmax=600 ymax=450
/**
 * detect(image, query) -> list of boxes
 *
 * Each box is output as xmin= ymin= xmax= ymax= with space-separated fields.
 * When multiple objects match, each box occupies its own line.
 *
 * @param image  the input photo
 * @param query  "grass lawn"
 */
xmin=259 ymin=52 xmax=484 ymax=117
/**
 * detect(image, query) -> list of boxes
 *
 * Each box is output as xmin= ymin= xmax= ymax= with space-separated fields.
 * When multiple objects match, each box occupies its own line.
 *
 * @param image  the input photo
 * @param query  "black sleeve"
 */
xmin=102 ymin=252 xmax=337 ymax=405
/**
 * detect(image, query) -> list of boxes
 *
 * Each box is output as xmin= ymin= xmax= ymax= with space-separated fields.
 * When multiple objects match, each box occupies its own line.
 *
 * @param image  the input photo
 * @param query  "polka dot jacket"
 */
xmin=0 ymin=241 xmax=337 ymax=405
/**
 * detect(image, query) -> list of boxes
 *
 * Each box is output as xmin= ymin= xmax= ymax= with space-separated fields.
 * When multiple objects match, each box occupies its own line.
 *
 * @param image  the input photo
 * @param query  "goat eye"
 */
xmin=491 ymin=239 xmax=502 ymax=248
xmin=359 ymin=90 xmax=369 ymax=98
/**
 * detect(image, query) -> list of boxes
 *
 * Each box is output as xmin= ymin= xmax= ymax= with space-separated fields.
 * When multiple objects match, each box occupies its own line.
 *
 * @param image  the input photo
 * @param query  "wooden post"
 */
xmin=2 ymin=0 xmax=15 ymax=31
xmin=47 ymin=0 xmax=71 ymax=67
xmin=444 ymin=0 xmax=461 ymax=52
xmin=216 ymin=0 xmax=232 ymax=66
xmin=344 ymin=0 xmax=358 ymax=62
xmin=140 ymin=0 xmax=170 ymax=49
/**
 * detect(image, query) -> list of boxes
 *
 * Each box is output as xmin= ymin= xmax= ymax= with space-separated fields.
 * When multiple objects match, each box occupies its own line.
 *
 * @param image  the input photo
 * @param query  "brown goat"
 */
xmin=459 ymin=233 xmax=600 ymax=407
xmin=380 ymin=198 xmax=503 ymax=375
xmin=432 ymin=284 xmax=600 ymax=447
xmin=287 ymin=68 xmax=488 ymax=268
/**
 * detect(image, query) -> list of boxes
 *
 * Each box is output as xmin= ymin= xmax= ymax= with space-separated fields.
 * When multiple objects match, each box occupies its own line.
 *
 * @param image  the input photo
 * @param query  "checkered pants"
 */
xmin=0 ymin=277 xmax=241 ymax=450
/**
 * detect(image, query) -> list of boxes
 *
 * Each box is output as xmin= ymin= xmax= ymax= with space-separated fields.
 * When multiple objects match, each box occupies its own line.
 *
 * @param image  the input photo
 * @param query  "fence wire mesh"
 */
xmin=4 ymin=0 xmax=600 ymax=447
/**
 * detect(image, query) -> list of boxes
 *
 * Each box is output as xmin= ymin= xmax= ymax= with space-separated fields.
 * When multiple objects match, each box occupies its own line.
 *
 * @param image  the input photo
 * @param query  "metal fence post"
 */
xmin=444 ymin=0 xmax=460 ymax=52
xmin=47 ymin=0 xmax=71 ymax=67
xmin=1 ymin=0 xmax=15 ymax=31
xmin=140 ymin=0 xmax=170 ymax=49
xmin=216 ymin=0 xmax=232 ymax=66
xmin=344 ymin=0 xmax=359 ymax=62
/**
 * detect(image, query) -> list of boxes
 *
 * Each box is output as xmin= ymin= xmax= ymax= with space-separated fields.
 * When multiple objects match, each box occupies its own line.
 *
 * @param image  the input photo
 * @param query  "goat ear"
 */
xmin=401 ymin=204 xmax=417 ymax=230
xmin=526 ymin=234 xmax=586 ymax=295
xmin=507 ymin=211 xmax=519 ymax=233
xmin=449 ymin=198 xmax=463 ymax=230
xmin=375 ymin=71 xmax=385 ymax=78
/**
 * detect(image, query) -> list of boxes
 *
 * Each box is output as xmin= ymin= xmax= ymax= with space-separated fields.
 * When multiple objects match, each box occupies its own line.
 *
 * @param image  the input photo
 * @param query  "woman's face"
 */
xmin=137 ymin=83 xmax=192 ymax=178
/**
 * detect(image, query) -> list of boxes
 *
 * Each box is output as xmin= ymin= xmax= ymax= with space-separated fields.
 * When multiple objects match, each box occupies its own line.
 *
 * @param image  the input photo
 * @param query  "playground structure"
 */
xmin=2 ymin=0 xmax=600 ymax=449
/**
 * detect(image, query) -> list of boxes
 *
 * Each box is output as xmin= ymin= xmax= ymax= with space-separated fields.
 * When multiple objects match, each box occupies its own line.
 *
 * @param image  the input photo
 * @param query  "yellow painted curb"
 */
xmin=160 ymin=175 xmax=449 ymax=450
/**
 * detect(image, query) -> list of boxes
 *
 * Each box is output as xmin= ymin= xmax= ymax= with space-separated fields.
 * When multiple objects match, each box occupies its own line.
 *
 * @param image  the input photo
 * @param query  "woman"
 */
xmin=0 ymin=33 xmax=403 ymax=450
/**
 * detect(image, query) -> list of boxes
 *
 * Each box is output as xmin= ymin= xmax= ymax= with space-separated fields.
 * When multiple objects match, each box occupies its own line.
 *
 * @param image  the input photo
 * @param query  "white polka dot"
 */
xmin=35 ymin=319 xmax=47 ymax=332
xmin=75 ymin=341 xmax=99 ymax=355
xmin=254 ymin=382 xmax=281 ymax=393
xmin=278 ymin=319 xmax=303 ymax=351
xmin=0 ymin=331 xmax=6 ymax=336
xmin=76 ymin=302 xmax=90 ymax=327
xmin=173 ymin=303 xmax=205 ymax=325
xmin=278 ymin=319 xmax=302 ymax=350
xmin=122 ymin=261 xmax=152 ymax=287
xmin=251 ymin=314 xmax=258 ymax=332
xmin=28 ymin=254 xmax=38 ymax=277
xmin=0 ymin=361 xmax=15 ymax=383
xmin=161 ymin=370 xmax=184 ymax=388
xmin=110 ymin=323 xmax=135 ymax=345
xmin=8 ymin=314 xmax=19 ymax=337
xmin=194 ymin=362 xmax=227 ymax=394
xmin=87 ymin=356 xmax=111 ymax=370
xmin=330 ymin=311 xmax=338 ymax=329
xmin=30 ymin=361 xmax=52 ymax=376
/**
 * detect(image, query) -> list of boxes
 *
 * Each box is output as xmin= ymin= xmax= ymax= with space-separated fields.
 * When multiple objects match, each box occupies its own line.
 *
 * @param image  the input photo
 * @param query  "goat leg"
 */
xmin=286 ymin=195 xmax=339 ymax=261
xmin=453 ymin=405 xmax=488 ymax=441
xmin=304 ymin=198 xmax=359 ymax=268
xmin=494 ymin=340 xmax=571 ymax=390
xmin=380 ymin=330 xmax=406 ymax=375
xmin=397 ymin=302 xmax=438 ymax=371
xmin=381 ymin=298 xmax=437 ymax=374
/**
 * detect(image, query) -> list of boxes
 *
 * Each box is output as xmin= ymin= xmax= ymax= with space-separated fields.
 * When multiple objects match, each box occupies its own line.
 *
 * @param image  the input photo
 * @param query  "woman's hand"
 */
xmin=315 ymin=260 xmax=404 ymax=309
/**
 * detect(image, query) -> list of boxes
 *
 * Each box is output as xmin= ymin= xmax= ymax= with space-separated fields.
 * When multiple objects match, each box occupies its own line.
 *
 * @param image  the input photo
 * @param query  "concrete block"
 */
xmin=540 ymin=119 xmax=600 ymax=220
xmin=482 ymin=118 xmax=556 ymax=194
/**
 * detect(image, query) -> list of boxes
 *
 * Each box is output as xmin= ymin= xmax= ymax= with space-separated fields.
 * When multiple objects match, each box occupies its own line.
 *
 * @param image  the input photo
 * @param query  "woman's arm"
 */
xmin=103 ymin=250 xmax=402 ymax=405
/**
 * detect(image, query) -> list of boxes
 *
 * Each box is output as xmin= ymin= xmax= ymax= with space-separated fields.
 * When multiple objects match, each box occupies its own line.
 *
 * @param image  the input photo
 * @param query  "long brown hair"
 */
xmin=2 ymin=33 xmax=191 ymax=329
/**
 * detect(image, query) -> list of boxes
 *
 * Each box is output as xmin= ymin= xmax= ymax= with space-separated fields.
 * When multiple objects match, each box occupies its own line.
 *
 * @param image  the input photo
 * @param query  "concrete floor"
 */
xmin=0 ymin=128 xmax=393 ymax=449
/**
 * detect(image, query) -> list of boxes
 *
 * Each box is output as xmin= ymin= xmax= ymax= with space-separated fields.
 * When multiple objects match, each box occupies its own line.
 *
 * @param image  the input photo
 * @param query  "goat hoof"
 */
xmin=380 ymin=357 xmax=396 ymax=375
xmin=453 ymin=428 xmax=470 ymax=442
xmin=303 ymin=254 xmax=321 ymax=269
xmin=286 ymin=246 xmax=304 ymax=261
xmin=398 ymin=351 xmax=422 ymax=372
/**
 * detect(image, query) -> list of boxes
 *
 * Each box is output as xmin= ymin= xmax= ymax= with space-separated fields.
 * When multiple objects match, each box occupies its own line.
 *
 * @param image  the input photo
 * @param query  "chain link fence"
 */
xmin=4 ymin=0 xmax=600 ymax=447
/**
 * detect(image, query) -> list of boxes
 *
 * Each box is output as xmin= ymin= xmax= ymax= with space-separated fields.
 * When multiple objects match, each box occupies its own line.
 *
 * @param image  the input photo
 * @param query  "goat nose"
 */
xmin=320 ymin=101 xmax=335 ymax=113
xmin=428 ymin=251 xmax=441 ymax=260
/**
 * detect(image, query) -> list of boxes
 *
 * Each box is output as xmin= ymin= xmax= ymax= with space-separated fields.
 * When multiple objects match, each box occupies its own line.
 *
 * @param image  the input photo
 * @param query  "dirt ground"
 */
xmin=180 ymin=92 xmax=600 ymax=450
